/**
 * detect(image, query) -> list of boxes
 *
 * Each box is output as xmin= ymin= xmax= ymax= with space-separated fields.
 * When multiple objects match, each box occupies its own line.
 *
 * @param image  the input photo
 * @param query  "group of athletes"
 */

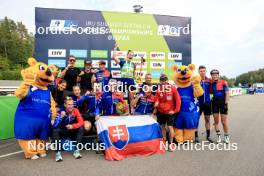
xmin=49 ymin=46 xmax=230 ymax=162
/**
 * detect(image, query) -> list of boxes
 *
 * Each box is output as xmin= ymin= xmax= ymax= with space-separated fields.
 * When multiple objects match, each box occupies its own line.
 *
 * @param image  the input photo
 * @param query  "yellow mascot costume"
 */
xmin=172 ymin=64 xmax=203 ymax=143
xmin=14 ymin=58 xmax=56 ymax=159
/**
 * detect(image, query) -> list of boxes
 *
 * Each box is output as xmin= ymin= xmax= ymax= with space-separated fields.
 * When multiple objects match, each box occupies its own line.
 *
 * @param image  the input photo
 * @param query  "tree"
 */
xmin=0 ymin=17 xmax=34 ymax=80
xmin=220 ymin=75 xmax=235 ymax=87
xmin=0 ymin=17 xmax=34 ymax=68
xmin=235 ymin=68 xmax=264 ymax=86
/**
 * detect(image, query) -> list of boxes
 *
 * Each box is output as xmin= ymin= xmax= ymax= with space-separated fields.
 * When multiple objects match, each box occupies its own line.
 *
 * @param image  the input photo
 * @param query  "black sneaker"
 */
xmin=194 ymin=137 xmax=200 ymax=143
xmin=206 ymin=137 xmax=214 ymax=143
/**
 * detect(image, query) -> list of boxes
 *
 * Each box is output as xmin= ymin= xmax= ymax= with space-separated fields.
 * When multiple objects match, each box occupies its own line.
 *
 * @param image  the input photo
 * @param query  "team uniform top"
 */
xmin=53 ymin=108 xmax=84 ymax=129
xmin=70 ymin=94 xmax=101 ymax=116
xmin=119 ymin=59 xmax=136 ymax=85
xmin=211 ymin=80 xmax=229 ymax=104
xmin=198 ymin=77 xmax=211 ymax=105
xmin=135 ymin=93 xmax=155 ymax=114
xmin=99 ymin=91 xmax=124 ymax=115
xmin=155 ymin=84 xmax=181 ymax=114
xmin=95 ymin=70 xmax=112 ymax=89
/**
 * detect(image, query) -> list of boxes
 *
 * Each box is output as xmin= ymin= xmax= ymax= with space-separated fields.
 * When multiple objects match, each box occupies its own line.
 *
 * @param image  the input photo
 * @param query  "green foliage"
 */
xmin=0 ymin=55 xmax=9 ymax=69
xmin=0 ymin=17 xmax=34 ymax=80
xmin=220 ymin=75 xmax=235 ymax=88
xmin=235 ymin=68 xmax=264 ymax=86
xmin=0 ymin=69 xmax=21 ymax=80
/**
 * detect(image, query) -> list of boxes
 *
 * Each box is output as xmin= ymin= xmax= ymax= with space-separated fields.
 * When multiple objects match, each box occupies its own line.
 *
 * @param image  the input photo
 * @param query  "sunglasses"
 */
xmin=69 ymin=59 xmax=76 ymax=62
xmin=160 ymin=78 xmax=168 ymax=81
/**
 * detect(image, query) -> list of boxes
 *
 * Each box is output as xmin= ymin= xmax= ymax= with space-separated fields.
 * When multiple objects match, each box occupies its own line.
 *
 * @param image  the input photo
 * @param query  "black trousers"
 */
xmin=52 ymin=127 xmax=84 ymax=152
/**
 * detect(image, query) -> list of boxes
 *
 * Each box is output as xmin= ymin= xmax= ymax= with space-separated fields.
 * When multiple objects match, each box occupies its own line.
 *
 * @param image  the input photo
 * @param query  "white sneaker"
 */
xmin=55 ymin=152 xmax=63 ymax=162
xmin=216 ymin=134 xmax=221 ymax=143
xmin=31 ymin=155 xmax=39 ymax=160
xmin=224 ymin=135 xmax=230 ymax=144
xmin=73 ymin=150 xmax=82 ymax=159
xmin=39 ymin=153 xmax=47 ymax=158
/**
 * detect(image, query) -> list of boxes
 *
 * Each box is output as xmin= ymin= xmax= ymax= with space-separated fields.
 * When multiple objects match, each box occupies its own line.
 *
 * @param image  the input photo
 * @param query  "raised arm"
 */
xmin=112 ymin=43 xmax=120 ymax=65
xmin=15 ymin=68 xmax=36 ymax=100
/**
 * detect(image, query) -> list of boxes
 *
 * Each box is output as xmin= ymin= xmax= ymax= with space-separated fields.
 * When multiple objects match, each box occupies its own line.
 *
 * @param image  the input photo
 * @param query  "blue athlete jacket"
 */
xmin=198 ymin=77 xmax=211 ymax=105
xmin=53 ymin=108 xmax=83 ymax=129
xmin=135 ymin=93 xmax=155 ymax=114
xmin=95 ymin=70 xmax=111 ymax=89
xmin=70 ymin=94 xmax=101 ymax=115
xmin=100 ymin=91 xmax=123 ymax=115
xmin=211 ymin=80 xmax=229 ymax=103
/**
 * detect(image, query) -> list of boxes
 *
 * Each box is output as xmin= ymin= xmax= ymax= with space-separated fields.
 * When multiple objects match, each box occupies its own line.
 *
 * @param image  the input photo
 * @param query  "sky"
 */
xmin=0 ymin=0 xmax=263 ymax=78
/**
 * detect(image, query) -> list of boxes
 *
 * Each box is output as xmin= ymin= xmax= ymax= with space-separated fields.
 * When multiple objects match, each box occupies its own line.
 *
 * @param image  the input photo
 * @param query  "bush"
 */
xmin=0 ymin=69 xmax=21 ymax=80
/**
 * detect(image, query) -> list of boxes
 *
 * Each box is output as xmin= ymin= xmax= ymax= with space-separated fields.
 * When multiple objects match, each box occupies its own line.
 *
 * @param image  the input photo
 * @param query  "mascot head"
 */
xmin=21 ymin=58 xmax=54 ymax=87
xmin=172 ymin=64 xmax=196 ymax=88
xmin=48 ymin=64 xmax=59 ymax=77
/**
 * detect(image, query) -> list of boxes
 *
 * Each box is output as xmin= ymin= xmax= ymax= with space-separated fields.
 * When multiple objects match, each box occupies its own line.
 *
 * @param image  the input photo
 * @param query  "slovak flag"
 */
xmin=96 ymin=115 xmax=165 ymax=161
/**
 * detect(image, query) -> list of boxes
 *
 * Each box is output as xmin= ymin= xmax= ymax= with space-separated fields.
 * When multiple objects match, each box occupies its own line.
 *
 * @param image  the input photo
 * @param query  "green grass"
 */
xmin=0 ymin=96 xmax=19 ymax=139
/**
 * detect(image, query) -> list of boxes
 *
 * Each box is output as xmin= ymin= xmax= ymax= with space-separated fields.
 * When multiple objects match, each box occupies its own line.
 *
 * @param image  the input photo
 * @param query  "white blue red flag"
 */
xmin=96 ymin=115 xmax=165 ymax=160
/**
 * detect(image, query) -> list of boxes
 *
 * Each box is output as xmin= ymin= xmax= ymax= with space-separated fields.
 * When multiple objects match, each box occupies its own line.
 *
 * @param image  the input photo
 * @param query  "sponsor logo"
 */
xmin=150 ymin=61 xmax=165 ymax=69
xmin=111 ymin=61 xmax=120 ymax=68
xmin=90 ymin=50 xmax=108 ymax=58
xmin=111 ymin=51 xmax=127 ymax=59
xmin=48 ymin=49 xmax=66 ymax=57
xmin=135 ymin=70 xmax=147 ymax=78
xmin=150 ymin=52 xmax=165 ymax=60
xmin=48 ymin=59 xmax=66 ymax=68
xmin=133 ymin=61 xmax=147 ymax=69
xmin=133 ymin=51 xmax=147 ymax=59
xmin=49 ymin=19 xmax=78 ymax=32
xmin=75 ymin=60 xmax=84 ymax=68
xmin=92 ymin=60 xmax=108 ymax=68
xmin=69 ymin=49 xmax=87 ymax=58
xmin=157 ymin=24 xmax=190 ymax=36
xmin=111 ymin=70 xmax=121 ymax=78
xmin=168 ymin=53 xmax=182 ymax=60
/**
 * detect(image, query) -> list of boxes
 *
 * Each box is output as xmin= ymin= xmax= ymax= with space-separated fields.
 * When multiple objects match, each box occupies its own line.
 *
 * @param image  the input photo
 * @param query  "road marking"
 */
xmin=0 ymin=151 xmax=23 ymax=158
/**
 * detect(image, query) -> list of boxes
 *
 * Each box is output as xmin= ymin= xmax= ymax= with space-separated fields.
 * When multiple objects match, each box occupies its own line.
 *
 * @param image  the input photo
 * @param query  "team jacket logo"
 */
xmin=108 ymin=125 xmax=129 ymax=150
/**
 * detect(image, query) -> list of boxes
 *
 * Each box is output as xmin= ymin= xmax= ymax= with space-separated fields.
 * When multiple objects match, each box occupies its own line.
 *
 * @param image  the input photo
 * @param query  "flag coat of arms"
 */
xmin=96 ymin=115 xmax=165 ymax=160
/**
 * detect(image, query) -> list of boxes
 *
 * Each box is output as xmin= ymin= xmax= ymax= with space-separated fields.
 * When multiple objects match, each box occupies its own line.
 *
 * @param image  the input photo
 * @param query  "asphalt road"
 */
xmin=0 ymin=94 xmax=264 ymax=176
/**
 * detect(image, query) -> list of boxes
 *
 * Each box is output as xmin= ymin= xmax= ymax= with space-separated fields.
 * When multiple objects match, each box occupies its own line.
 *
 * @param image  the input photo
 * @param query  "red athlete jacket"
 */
xmin=155 ymin=84 xmax=181 ymax=114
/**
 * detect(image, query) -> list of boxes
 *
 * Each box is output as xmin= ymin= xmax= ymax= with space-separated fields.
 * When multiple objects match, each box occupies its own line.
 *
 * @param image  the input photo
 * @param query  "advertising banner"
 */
xmin=35 ymin=7 xmax=191 ymax=81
